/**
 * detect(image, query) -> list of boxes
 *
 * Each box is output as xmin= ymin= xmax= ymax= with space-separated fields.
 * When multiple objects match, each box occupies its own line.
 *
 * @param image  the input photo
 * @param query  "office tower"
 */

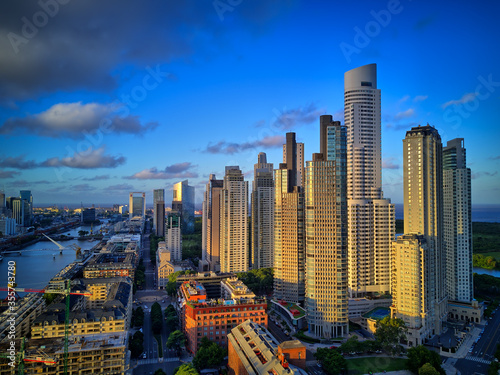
xmin=391 ymin=125 xmax=446 ymax=346
xmin=202 ymin=174 xmax=224 ymax=272
xmin=282 ymin=134 xmax=304 ymax=188
xmin=344 ymin=63 xmax=395 ymax=297
xmin=0 ymin=191 xmax=5 ymax=214
xmin=274 ymin=133 xmax=305 ymax=304
xmin=443 ymin=138 xmax=472 ymax=303
xmin=19 ymin=190 xmax=33 ymax=226
xmin=172 ymin=180 xmax=195 ymax=234
xmin=166 ymin=211 xmax=182 ymax=260
xmin=305 ymin=115 xmax=348 ymax=338
xmin=81 ymin=208 xmax=96 ymax=224
xmin=129 ymin=192 xmax=146 ymax=220
xmin=9 ymin=197 xmax=30 ymax=227
xmin=251 ymin=153 xmax=274 ymax=269
xmin=220 ymin=166 xmax=249 ymax=273
xmin=153 ymin=189 xmax=165 ymax=237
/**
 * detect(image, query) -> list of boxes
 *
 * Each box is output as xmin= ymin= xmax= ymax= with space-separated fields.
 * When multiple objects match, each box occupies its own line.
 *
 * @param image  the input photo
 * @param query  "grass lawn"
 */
xmin=346 ymin=357 xmax=407 ymax=374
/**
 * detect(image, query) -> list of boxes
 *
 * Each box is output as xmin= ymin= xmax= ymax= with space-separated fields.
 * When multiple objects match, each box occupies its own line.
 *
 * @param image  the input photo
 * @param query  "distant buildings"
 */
xmin=166 ymin=210 xmax=182 ymax=261
xmin=202 ymin=174 xmax=224 ymax=272
xmin=129 ymin=192 xmax=146 ymax=220
xmin=274 ymin=133 xmax=305 ymax=304
xmin=220 ymin=166 xmax=249 ymax=273
xmin=305 ymin=115 xmax=348 ymax=338
xmin=153 ymin=189 xmax=165 ymax=237
xmin=173 ymin=180 xmax=195 ymax=234
xmin=81 ymin=207 xmax=96 ymax=224
xmin=251 ymin=152 xmax=274 ymax=269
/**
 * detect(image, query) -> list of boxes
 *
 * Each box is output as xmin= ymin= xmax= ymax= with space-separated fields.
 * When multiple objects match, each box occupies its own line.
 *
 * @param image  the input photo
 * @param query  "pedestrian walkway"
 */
xmin=136 ymin=357 xmax=179 ymax=365
xmin=465 ymin=354 xmax=491 ymax=364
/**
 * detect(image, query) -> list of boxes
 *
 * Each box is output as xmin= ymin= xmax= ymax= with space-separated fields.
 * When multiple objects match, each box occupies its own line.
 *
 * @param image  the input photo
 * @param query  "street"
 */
xmin=132 ymin=221 xmax=182 ymax=374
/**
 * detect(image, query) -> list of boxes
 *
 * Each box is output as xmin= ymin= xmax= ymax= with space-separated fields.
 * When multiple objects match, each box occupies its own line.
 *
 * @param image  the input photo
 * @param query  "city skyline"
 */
xmin=0 ymin=1 xmax=499 ymax=206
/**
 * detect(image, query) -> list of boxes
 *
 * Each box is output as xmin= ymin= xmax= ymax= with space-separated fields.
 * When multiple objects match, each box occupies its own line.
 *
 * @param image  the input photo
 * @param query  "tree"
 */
xmin=174 ymin=364 xmax=199 ymax=375
xmin=78 ymin=230 xmax=89 ymax=237
xmin=314 ymin=347 xmax=347 ymax=375
xmin=406 ymin=346 xmax=445 ymax=375
xmin=129 ymin=331 xmax=144 ymax=358
xmin=192 ymin=337 xmax=227 ymax=370
xmin=166 ymin=330 xmax=186 ymax=355
xmin=133 ymin=307 xmax=144 ymax=327
xmin=419 ymin=363 xmax=440 ymax=375
xmin=374 ymin=317 xmax=407 ymax=356
xmin=339 ymin=336 xmax=363 ymax=354
xmin=154 ymin=370 xmax=166 ymax=375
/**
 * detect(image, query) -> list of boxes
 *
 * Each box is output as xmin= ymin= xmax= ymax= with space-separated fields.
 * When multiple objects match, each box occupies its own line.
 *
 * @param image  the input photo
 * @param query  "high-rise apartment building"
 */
xmin=251 ymin=152 xmax=274 ymax=269
xmin=274 ymin=133 xmax=305 ymax=304
xmin=220 ymin=166 xmax=248 ymax=273
xmin=391 ymin=124 xmax=447 ymax=346
xmin=443 ymin=138 xmax=472 ymax=303
xmin=344 ymin=63 xmax=394 ymax=297
xmin=305 ymin=115 xmax=348 ymax=338
xmin=202 ymin=174 xmax=224 ymax=272
xmin=8 ymin=197 xmax=30 ymax=227
xmin=153 ymin=189 xmax=165 ymax=237
xmin=282 ymin=134 xmax=304 ymax=188
xmin=172 ymin=180 xmax=195 ymax=234
xmin=166 ymin=211 xmax=182 ymax=261
xmin=129 ymin=192 xmax=146 ymax=220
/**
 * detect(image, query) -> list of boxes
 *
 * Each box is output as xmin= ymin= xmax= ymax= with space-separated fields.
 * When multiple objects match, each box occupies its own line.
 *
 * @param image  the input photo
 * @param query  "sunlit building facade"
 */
xmin=202 ymin=174 xmax=224 ymax=272
xmin=305 ymin=116 xmax=348 ymax=338
xmin=220 ymin=166 xmax=249 ymax=273
xmin=344 ymin=63 xmax=395 ymax=298
xmin=251 ymin=152 xmax=275 ymax=269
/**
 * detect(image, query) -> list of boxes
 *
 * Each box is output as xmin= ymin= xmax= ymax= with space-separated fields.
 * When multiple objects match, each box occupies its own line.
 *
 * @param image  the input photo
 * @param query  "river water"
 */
xmin=473 ymin=267 xmax=500 ymax=278
xmin=0 ymin=223 xmax=104 ymax=296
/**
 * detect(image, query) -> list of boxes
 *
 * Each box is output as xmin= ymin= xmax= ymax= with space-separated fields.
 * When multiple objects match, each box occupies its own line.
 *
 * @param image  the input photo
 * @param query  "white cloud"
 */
xmin=442 ymin=92 xmax=478 ymax=109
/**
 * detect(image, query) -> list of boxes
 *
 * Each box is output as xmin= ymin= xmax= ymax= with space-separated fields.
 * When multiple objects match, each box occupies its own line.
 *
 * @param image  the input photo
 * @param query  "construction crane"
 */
xmin=0 ymin=337 xmax=57 ymax=375
xmin=0 ymin=281 xmax=92 ymax=375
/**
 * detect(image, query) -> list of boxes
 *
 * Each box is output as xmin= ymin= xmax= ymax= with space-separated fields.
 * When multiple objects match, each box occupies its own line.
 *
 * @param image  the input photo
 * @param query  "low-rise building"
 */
xmin=83 ymin=253 xmax=136 ymax=279
xmin=448 ymin=300 xmax=483 ymax=324
xmin=31 ymin=280 xmax=132 ymax=339
xmin=177 ymin=272 xmax=236 ymax=299
xmin=0 ymin=332 xmax=129 ymax=374
xmin=157 ymin=244 xmax=191 ymax=290
xmin=227 ymin=320 xmax=307 ymax=375
xmin=179 ymin=280 xmax=268 ymax=354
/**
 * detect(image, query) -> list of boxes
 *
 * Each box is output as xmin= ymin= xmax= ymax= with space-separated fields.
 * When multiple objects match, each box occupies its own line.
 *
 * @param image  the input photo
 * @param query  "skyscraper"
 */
xmin=274 ymin=135 xmax=305 ymax=303
xmin=443 ymin=138 xmax=472 ymax=303
xmin=305 ymin=115 xmax=348 ymax=338
xmin=166 ymin=211 xmax=182 ymax=261
xmin=282 ymin=134 xmax=304 ymax=188
xmin=129 ymin=192 xmax=146 ymax=220
xmin=172 ymin=180 xmax=195 ymax=234
xmin=153 ymin=189 xmax=165 ymax=237
xmin=19 ymin=190 xmax=33 ymax=227
xmin=344 ymin=63 xmax=395 ymax=297
xmin=391 ymin=124 xmax=447 ymax=346
xmin=202 ymin=174 xmax=224 ymax=272
xmin=220 ymin=166 xmax=248 ymax=273
xmin=251 ymin=152 xmax=274 ymax=269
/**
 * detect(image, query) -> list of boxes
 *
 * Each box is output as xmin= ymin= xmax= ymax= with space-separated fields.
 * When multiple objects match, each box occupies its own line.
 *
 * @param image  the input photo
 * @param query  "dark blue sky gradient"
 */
xmin=0 ymin=0 xmax=499 ymax=205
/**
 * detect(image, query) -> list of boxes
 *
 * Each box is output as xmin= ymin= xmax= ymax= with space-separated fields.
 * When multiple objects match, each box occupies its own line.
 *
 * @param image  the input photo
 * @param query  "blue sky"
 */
xmin=0 ymin=0 xmax=499 ymax=207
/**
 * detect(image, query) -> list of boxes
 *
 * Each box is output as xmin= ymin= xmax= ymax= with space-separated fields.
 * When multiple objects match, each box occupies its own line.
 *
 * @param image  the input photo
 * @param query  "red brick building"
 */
xmin=179 ymin=280 xmax=268 ymax=354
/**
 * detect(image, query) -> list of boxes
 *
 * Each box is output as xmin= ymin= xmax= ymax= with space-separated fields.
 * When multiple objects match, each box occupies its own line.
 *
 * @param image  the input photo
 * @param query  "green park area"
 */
xmin=346 ymin=357 xmax=407 ymax=374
